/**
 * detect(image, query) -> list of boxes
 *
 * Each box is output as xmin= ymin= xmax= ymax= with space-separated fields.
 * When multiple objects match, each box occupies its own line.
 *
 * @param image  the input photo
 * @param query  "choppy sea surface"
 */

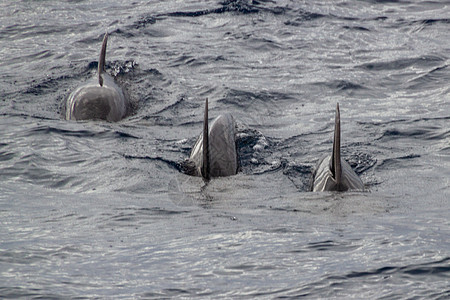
xmin=1 ymin=0 xmax=449 ymax=298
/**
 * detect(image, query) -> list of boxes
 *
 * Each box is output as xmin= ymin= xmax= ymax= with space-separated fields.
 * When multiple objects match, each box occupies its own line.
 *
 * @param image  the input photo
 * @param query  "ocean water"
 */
xmin=1 ymin=0 xmax=449 ymax=298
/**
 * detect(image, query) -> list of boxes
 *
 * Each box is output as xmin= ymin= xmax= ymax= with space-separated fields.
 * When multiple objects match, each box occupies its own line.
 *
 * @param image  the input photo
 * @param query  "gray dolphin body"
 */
xmin=184 ymin=99 xmax=238 ymax=180
xmin=66 ymin=33 xmax=127 ymax=122
xmin=311 ymin=103 xmax=364 ymax=192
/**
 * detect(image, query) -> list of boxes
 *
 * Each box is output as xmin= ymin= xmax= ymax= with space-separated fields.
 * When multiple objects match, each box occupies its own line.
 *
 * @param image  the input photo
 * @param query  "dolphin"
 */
xmin=311 ymin=103 xmax=364 ymax=192
xmin=65 ymin=33 xmax=128 ymax=122
xmin=183 ymin=98 xmax=238 ymax=180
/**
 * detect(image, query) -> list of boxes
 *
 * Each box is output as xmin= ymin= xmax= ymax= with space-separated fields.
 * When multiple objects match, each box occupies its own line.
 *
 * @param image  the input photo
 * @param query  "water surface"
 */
xmin=1 ymin=0 xmax=449 ymax=298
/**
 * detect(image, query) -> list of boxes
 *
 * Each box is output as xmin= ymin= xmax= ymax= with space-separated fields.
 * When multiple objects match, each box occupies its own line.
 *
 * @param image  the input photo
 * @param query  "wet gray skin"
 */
xmin=65 ymin=33 xmax=127 ymax=122
xmin=184 ymin=99 xmax=238 ymax=180
xmin=311 ymin=103 xmax=364 ymax=192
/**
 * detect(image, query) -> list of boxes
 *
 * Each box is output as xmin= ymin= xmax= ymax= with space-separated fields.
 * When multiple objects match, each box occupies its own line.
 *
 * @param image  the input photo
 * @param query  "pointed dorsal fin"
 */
xmin=331 ymin=102 xmax=342 ymax=187
xmin=98 ymin=33 xmax=108 ymax=87
xmin=201 ymin=98 xmax=211 ymax=181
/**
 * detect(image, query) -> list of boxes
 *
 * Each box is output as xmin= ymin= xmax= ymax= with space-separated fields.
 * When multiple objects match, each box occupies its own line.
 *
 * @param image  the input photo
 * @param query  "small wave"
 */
xmin=342 ymin=25 xmax=371 ymax=31
xmin=406 ymin=64 xmax=449 ymax=90
xmin=346 ymin=257 xmax=450 ymax=279
xmin=154 ymin=0 xmax=291 ymax=20
xmin=25 ymin=73 xmax=72 ymax=96
xmin=284 ymin=8 xmax=325 ymax=26
xmin=418 ymin=18 xmax=450 ymax=26
xmin=376 ymin=126 xmax=448 ymax=142
xmin=162 ymin=0 xmax=260 ymax=18
xmin=219 ymin=88 xmax=290 ymax=115
xmin=307 ymin=240 xmax=361 ymax=252
xmin=0 ymin=244 xmax=87 ymax=265
xmin=357 ymin=55 xmax=446 ymax=71
xmin=123 ymin=154 xmax=182 ymax=172
xmin=359 ymin=116 xmax=450 ymax=127
xmin=376 ymin=154 xmax=421 ymax=170
xmin=407 ymin=18 xmax=450 ymax=32
xmin=283 ymin=163 xmax=314 ymax=191
xmin=284 ymin=257 xmax=450 ymax=298
xmin=31 ymin=125 xmax=140 ymax=140
xmin=167 ymin=54 xmax=226 ymax=68
xmin=104 ymin=206 xmax=188 ymax=225
xmin=313 ymin=80 xmax=367 ymax=92
xmin=131 ymin=15 xmax=157 ymax=30
xmin=142 ymin=288 xmax=205 ymax=299
xmin=149 ymin=96 xmax=196 ymax=117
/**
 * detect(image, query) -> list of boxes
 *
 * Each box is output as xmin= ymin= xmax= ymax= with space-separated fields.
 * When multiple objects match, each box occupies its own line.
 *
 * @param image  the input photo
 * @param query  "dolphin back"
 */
xmin=311 ymin=103 xmax=363 ymax=192
xmin=66 ymin=74 xmax=127 ymax=122
xmin=208 ymin=113 xmax=238 ymax=177
xmin=65 ymin=33 xmax=127 ymax=122
xmin=187 ymin=101 xmax=238 ymax=179
xmin=311 ymin=155 xmax=363 ymax=191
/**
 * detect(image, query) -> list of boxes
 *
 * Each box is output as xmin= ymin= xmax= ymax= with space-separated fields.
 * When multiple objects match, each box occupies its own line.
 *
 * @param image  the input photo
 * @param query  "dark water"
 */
xmin=1 ymin=0 xmax=449 ymax=298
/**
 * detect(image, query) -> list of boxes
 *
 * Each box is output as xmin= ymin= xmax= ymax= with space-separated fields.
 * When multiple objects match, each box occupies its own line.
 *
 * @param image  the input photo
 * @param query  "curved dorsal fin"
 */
xmin=201 ymin=98 xmax=210 ymax=181
xmin=331 ymin=102 xmax=342 ymax=188
xmin=98 ymin=33 xmax=108 ymax=87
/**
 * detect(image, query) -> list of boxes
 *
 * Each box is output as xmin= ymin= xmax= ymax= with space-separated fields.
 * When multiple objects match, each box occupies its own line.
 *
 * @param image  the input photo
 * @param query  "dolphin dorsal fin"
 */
xmin=98 ymin=33 xmax=108 ymax=87
xmin=331 ymin=102 xmax=342 ymax=187
xmin=201 ymin=98 xmax=211 ymax=181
